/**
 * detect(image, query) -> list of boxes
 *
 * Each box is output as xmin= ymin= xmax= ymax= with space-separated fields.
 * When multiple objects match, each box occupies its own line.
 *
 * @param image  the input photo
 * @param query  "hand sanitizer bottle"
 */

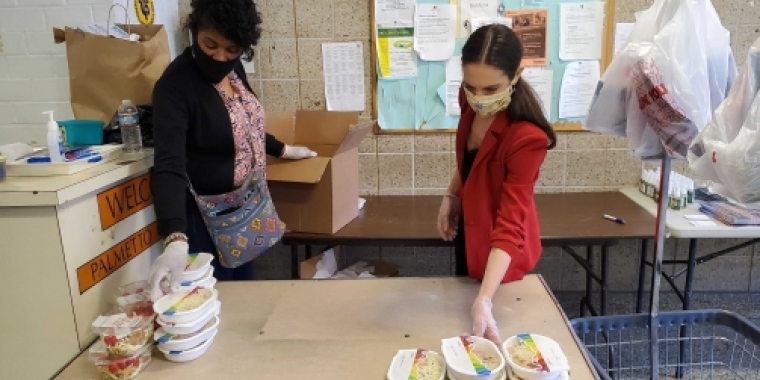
xmin=44 ymin=111 xmax=64 ymax=163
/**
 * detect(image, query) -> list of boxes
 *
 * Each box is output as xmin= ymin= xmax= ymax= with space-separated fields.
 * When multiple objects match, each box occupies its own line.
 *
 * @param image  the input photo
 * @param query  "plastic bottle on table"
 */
xmin=118 ymin=100 xmax=143 ymax=153
xmin=44 ymin=110 xmax=64 ymax=163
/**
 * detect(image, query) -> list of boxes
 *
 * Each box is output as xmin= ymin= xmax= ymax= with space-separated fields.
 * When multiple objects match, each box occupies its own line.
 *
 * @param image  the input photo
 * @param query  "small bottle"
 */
xmin=44 ymin=110 xmax=64 ymax=163
xmin=668 ymin=186 xmax=678 ymax=210
xmin=0 ymin=153 xmax=6 ymax=182
xmin=686 ymin=179 xmax=695 ymax=204
xmin=639 ymin=169 xmax=647 ymax=194
xmin=647 ymin=171 xmax=656 ymax=198
xmin=118 ymin=100 xmax=143 ymax=153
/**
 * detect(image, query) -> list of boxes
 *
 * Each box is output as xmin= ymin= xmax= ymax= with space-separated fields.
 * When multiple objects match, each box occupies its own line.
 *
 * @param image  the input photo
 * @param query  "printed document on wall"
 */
xmin=444 ymin=57 xmax=463 ymax=116
xmin=459 ymin=0 xmax=499 ymax=38
xmin=505 ymin=9 xmax=549 ymax=66
xmin=521 ymin=67 xmax=553 ymax=121
xmin=559 ymin=2 xmax=604 ymax=61
xmin=614 ymin=23 xmax=635 ymax=54
xmin=470 ymin=17 xmax=512 ymax=34
xmin=322 ymin=42 xmax=365 ymax=111
xmin=414 ymin=4 xmax=457 ymax=61
xmin=559 ymin=60 xmax=600 ymax=119
xmin=375 ymin=0 xmax=417 ymax=78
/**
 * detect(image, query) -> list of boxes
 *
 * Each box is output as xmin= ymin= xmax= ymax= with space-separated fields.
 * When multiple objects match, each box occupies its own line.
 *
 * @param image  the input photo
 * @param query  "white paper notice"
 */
xmin=414 ymin=4 xmax=457 ymax=61
xmin=559 ymin=2 xmax=605 ymax=61
xmin=322 ymin=42 xmax=365 ymax=112
xmin=522 ymin=67 xmax=554 ymax=121
xmin=559 ymin=61 xmax=600 ymax=119
xmin=614 ymin=23 xmax=635 ymax=54
xmin=459 ymin=0 xmax=499 ymax=37
xmin=470 ymin=17 xmax=513 ymax=34
xmin=374 ymin=0 xmax=415 ymax=27
xmin=445 ymin=57 xmax=463 ymax=116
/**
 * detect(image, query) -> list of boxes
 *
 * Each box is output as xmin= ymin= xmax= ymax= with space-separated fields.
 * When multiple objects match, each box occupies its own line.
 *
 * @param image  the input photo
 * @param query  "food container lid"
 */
xmin=185 ymin=252 xmax=214 ymax=274
xmin=387 ymin=349 xmax=445 ymax=380
xmin=503 ymin=334 xmax=570 ymax=374
xmin=158 ymin=331 xmax=218 ymax=355
xmin=92 ymin=306 xmax=155 ymax=338
xmin=153 ymin=286 xmax=216 ymax=317
xmin=163 ymin=266 xmax=214 ymax=289
xmin=116 ymin=280 xmax=151 ymax=307
xmin=441 ymin=336 xmax=505 ymax=377
xmin=155 ymin=315 xmax=220 ymax=344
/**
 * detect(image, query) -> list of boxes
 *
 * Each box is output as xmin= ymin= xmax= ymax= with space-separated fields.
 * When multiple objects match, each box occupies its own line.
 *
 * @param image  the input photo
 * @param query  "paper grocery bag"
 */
xmin=53 ymin=24 xmax=171 ymax=123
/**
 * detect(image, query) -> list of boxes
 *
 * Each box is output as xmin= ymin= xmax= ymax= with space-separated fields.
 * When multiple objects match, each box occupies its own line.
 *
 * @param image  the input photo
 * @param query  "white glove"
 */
xmin=281 ymin=145 xmax=317 ymax=160
xmin=150 ymin=241 xmax=188 ymax=302
xmin=472 ymin=297 xmax=502 ymax=346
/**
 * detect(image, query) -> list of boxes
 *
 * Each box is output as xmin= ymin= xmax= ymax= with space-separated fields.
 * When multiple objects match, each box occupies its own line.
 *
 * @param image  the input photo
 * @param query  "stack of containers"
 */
xmin=89 ymin=280 xmax=156 ymax=379
xmin=152 ymin=252 xmax=221 ymax=363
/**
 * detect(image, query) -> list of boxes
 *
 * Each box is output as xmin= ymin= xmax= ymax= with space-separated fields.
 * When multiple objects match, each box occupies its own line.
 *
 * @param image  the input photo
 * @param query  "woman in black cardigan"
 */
xmin=149 ymin=0 xmax=312 ymax=299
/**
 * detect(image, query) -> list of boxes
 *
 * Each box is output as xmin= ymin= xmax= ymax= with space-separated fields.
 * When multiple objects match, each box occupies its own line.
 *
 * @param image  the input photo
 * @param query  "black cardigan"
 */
xmin=151 ymin=47 xmax=285 ymax=236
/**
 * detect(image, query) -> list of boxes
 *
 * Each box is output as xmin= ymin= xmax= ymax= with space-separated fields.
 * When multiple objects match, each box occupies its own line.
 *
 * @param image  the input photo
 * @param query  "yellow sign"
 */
xmin=76 ymin=222 xmax=160 ymax=294
xmin=97 ymin=173 xmax=153 ymax=230
xmin=134 ymin=0 xmax=155 ymax=25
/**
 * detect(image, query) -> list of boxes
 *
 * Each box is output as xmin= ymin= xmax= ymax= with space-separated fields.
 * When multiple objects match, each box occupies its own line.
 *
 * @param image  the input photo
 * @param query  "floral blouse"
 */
xmin=213 ymin=71 xmax=266 ymax=187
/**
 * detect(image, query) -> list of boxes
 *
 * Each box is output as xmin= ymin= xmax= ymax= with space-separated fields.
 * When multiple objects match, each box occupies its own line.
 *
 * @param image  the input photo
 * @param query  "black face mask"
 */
xmin=191 ymin=42 xmax=238 ymax=84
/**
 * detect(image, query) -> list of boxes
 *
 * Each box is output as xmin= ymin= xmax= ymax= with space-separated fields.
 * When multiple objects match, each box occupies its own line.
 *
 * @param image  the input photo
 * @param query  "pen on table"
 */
xmin=603 ymin=214 xmax=626 ymax=224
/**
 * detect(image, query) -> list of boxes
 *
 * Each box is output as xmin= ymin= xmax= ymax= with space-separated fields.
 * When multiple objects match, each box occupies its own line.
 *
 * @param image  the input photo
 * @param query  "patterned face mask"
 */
xmin=464 ymin=79 xmax=518 ymax=117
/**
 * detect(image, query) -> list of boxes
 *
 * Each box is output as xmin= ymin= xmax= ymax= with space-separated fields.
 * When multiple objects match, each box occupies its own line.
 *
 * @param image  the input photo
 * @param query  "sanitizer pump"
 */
xmin=44 ymin=110 xmax=64 ymax=163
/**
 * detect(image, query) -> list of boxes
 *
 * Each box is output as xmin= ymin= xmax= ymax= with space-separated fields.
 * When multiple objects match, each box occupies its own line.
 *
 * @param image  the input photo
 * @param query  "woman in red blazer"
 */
xmin=437 ymin=24 xmax=557 ymax=345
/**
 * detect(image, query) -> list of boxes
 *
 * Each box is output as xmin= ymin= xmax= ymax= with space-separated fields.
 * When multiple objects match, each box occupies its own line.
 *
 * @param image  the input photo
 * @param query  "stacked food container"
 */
xmin=153 ymin=252 xmax=221 ymax=363
xmin=89 ymin=281 xmax=156 ymax=380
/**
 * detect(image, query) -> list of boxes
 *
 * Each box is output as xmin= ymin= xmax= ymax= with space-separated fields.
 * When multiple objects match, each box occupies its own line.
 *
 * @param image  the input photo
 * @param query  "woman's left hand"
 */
xmin=281 ymin=145 xmax=317 ymax=159
xmin=472 ymin=296 xmax=502 ymax=346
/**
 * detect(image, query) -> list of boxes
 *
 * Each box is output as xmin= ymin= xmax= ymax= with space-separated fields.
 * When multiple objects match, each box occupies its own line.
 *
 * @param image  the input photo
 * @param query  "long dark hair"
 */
xmin=461 ymin=24 xmax=557 ymax=150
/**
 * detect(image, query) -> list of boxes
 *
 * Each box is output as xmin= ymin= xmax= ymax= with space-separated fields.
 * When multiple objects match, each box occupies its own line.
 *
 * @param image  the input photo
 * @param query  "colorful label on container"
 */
xmin=459 ymin=336 xmax=492 ymax=376
xmin=185 ymin=252 xmax=200 ymax=270
xmin=156 ymin=332 xmax=174 ymax=344
xmin=162 ymin=286 xmax=202 ymax=316
xmin=516 ymin=334 xmax=550 ymax=372
xmin=407 ymin=349 xmax=426 ymax=380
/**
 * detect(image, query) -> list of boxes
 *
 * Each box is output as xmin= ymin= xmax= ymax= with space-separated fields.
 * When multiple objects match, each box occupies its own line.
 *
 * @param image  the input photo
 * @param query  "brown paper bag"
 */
xmin=53 ymin=24 xmax=171 ymax=123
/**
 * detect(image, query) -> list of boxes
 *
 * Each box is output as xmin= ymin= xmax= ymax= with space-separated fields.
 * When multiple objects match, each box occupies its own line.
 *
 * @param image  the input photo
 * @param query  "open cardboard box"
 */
xmin=266 ymin=111 xmax=374 ymax=234
xmin=300 ymin=247 xmax=400 ymax=279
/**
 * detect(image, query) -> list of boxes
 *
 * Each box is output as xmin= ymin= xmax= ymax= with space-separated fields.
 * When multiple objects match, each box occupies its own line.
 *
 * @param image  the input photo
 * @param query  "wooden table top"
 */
xmin=55 ymin=276 xmax=598 ymax=380
xmin=283 ymin=192 xmax=655 ymax=246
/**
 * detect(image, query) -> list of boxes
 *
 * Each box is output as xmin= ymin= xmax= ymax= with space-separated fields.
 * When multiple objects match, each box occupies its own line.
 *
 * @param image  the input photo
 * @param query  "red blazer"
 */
xmin=456 ymin=89 xmax=548 ymax=283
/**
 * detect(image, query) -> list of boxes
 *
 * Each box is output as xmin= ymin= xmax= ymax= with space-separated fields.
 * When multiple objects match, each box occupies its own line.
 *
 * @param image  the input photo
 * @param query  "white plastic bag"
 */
xmin=584 ymin=0 xmax=735 ymax=159
xmin=689 ymin=36 xmax=760 ymax=203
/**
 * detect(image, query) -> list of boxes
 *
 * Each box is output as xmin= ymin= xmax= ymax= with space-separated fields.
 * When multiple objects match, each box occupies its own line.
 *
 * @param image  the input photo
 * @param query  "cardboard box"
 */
xmin=266 ymin=111 xmax=373 ymax=234
xmin=299 ymin=247 xmax=400 ymax=279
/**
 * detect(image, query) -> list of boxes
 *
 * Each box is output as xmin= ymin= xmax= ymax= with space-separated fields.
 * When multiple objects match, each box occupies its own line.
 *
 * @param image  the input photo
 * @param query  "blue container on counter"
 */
xmin=57 ymin=119 xmax=105 ymax=146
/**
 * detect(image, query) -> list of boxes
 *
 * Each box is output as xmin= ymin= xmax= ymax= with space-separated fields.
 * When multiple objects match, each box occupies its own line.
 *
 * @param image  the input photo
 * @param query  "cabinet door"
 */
xmin=0 ymin=207 xmax=80 ymax=380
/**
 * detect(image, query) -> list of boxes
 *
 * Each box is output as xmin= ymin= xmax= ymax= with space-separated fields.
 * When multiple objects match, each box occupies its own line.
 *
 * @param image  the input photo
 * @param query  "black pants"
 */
xmin=454 ymin=218 xmax=469 ymax=277
xmin=186 ymin=201 xmax=254 ymax=281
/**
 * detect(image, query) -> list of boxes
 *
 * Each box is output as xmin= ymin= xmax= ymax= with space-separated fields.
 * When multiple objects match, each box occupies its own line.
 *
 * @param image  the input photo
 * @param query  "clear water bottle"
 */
xmin=118 ymin=99 xmax=142 ymax=153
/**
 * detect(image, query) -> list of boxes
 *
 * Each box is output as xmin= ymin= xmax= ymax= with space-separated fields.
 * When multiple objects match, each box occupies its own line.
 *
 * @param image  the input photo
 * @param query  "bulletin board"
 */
xmin=370 ymin=0 xmax=616 ymax=133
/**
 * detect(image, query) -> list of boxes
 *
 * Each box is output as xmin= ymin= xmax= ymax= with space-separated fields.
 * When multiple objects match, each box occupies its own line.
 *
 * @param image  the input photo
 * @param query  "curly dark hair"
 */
xmin=186 ymin=0 xmax=262 ymax=62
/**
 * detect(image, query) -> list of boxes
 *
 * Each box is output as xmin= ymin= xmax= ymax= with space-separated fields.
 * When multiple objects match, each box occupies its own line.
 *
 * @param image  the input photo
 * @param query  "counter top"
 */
xmin=0 ymin=149 xmax=153 ymax=207
xmin=56 ymin=276 xmax=598 ymax=380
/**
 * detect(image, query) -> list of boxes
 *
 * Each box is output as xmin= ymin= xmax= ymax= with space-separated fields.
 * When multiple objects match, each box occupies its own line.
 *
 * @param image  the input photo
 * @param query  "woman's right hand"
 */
xmin=437 ymin=195 xmax=461 ymax=241
xmin=150 ymin=240 xmax=189 ymax=302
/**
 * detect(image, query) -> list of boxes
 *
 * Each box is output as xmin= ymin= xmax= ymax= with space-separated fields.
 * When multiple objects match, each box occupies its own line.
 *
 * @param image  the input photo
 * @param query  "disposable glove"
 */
xmin=150 ymin=241 xmax=188 ymax=302
xmin=472 ymin=296 xmax=502 ymax=346
xmin=437 ymin=195 xmax=460 ymax=241
xmin=281 ymin=145 xmax=317 ymax=159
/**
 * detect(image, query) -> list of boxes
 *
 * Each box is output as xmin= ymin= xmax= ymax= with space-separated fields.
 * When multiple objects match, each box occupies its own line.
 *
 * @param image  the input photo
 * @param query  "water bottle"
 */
xmin=118 ymin=100 xmax=142 ymax=153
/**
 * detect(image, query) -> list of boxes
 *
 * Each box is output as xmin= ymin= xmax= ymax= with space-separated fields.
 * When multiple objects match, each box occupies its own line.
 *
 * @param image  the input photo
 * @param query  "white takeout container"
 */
xmin=155 ymin=315 xmax=219 ymax=352
xmin=442 ymin=336 xmax=505 ymax=380
xmin=502 ymin=334 xmax=570 ymax=380
xmin=386 ymin=349 xmax=445 ymax=380
xmin=448 ymin=367 xmax=506 ymax=380
xmin=164 ymin=266 xmax=217 ymax=291
xmin=153 ymin=287 xmax=218 ymax=324
xmin=179 ymin=252 xmax=214 ymax=282
xmin=158 ymin=334 xmax=217 ymax=363
xmin=156 ymin=300 xmax=221 ymax=335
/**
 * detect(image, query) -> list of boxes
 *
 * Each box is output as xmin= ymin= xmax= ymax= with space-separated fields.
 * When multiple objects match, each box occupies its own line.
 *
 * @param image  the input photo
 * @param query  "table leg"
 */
xmin=676 ymin=239 xmax=698 ymax=379
xmin=305 ymin=245 xmax=313 ymax=260
xmin=636 ymin=239 xmax=649 ymax=313
xmin=580 ymin=245 xmax=594 ymax=317
xmin=600 ymin=245 xmax=609 ymax=316
xmin=291 ymin=245 xmax=299 ymax=279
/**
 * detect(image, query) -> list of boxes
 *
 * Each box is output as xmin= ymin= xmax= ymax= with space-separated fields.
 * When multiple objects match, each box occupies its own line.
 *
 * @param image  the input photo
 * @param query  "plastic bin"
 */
xmin=58 ymin=119 xmax=105 ymax=146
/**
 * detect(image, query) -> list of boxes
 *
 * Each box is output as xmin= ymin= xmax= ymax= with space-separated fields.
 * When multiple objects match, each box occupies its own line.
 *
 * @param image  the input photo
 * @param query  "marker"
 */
xmin=603 ymin=214 xmax=625 ymax=224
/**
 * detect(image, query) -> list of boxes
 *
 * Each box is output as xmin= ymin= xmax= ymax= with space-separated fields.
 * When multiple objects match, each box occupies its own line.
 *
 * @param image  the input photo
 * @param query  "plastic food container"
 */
xmin=89 ymin=339 xmax=152 ymax=380
xmin=179 ymin=252 xmax=214 ymax=282
xmin=57 ymin=119 xmax=105 ymax=146
xmin=502 ymin=334 xmax=570 ymax=380
xmin=155 ymin=315 xmax=220 ymax=352
xmin=156 ymin=299 xmax=221 ymax=335
xmin=158 ymin=333 xmax=217 ymax=363
xmin=92 ymin=306 xmax=156 ymax=357
xmin=154 ymin=286 xmax=218 ymax=324
xmin=387 ymin=349 xmax=445 ymax=380
xmin=116 ymin=280 xmax=153 ymax=317
xmin=448 ymin=367 xmax=506 ymax=380
xmin=163 ymin=266 xmax=216 ymax=291
xmin=442 ymin=336 xmax=505 ymax=380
